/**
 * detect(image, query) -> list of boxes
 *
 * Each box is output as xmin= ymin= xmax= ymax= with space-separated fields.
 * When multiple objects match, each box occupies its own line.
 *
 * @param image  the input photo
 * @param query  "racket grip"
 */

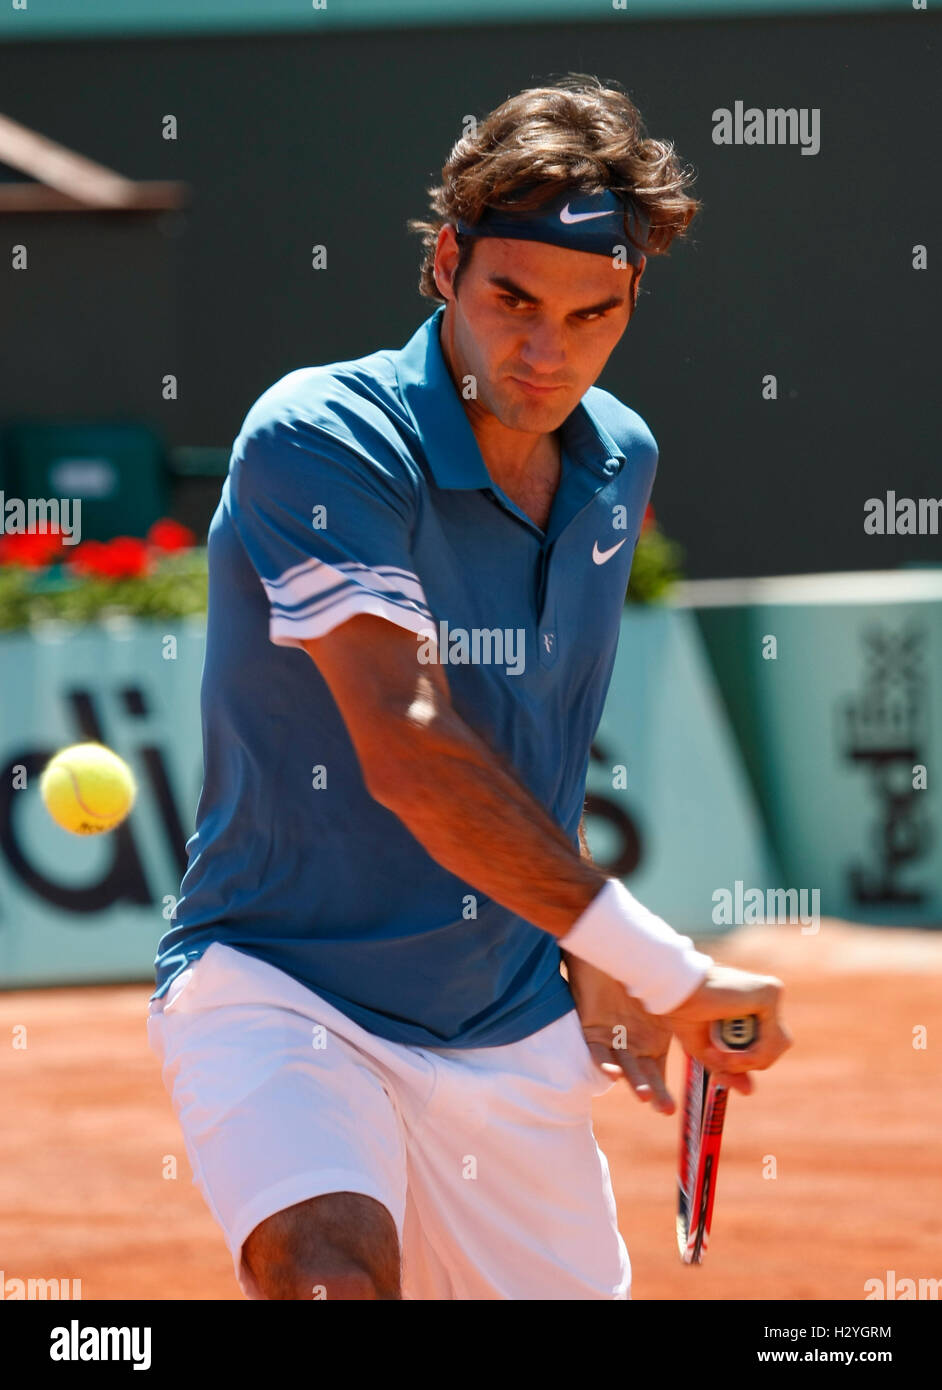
xmin=710 ymin=1015 xmax=759 ymax=1051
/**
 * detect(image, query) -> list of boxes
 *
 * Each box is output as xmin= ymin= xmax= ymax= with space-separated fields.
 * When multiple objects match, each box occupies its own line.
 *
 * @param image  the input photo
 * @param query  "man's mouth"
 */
xmin=510 ymin=377 xmax=566 ymax=396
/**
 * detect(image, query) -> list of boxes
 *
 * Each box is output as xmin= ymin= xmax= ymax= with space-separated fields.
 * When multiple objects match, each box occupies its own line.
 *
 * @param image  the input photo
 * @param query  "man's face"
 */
xmin=434 ymin=225 xmax=643 ymax=434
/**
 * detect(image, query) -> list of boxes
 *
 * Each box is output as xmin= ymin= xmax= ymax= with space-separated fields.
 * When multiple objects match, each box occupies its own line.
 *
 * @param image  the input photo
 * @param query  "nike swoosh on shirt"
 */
xmin=559 ymin=204 xmax=617 ymax=224
xmin=592 ymin=539 xmax=628 ymax=565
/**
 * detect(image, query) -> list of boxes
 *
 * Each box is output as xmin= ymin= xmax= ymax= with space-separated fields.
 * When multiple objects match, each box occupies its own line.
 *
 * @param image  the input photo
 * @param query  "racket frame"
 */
xmin=676 ymin=1015 xmax=757 ymax=1263
xmin=677 ymin=1056 xmax=731 ymax=1263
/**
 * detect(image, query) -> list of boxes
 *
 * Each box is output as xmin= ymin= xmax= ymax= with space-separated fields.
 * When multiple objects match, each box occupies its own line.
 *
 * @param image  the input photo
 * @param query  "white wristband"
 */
xmin=560 ymin=878 xmax=713 ymax=1015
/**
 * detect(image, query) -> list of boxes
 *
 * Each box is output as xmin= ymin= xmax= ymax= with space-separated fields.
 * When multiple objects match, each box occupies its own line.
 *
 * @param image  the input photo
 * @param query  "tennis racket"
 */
xmin=676 ymin=1015 xmax=758 ymax=1264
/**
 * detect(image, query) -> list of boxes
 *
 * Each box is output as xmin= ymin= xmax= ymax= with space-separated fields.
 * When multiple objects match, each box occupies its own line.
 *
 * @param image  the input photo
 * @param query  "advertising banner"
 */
xmin=692 ymin=572 xmax=942 ymax=926
xmin=0 ymin=609 xmax=771 ymax=987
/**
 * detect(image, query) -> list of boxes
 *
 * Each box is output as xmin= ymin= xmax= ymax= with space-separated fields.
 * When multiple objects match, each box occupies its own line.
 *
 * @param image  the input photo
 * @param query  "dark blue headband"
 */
xmin=455 ymin=187 xmax=648 ymax=268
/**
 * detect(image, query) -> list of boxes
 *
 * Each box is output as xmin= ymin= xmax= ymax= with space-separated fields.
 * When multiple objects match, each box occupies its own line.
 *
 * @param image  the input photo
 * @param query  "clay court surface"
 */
xmin=1 ymin=920 xmax=939 ymax=1301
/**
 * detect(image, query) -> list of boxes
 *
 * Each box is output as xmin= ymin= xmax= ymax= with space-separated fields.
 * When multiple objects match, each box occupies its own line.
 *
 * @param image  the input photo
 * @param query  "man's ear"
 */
xmin=631 ymin=257 xmax=647 ymax=310
xmin=433 ymin=223 xmax=461 ymax=302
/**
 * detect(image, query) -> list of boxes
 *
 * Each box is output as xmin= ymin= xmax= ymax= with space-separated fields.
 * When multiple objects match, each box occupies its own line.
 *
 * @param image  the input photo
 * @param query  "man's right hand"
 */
xmin=658 ymin=964 xmax=791 ymax=1094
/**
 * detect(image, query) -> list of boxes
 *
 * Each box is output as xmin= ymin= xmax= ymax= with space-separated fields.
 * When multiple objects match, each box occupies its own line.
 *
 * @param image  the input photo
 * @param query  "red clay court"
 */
xmin=1 ymin=920 xmax=939 ymax=1300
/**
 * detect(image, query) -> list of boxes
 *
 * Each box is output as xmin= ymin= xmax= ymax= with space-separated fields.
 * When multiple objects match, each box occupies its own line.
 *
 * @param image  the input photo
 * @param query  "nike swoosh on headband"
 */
xmin=559 ymin=204 xmax=617 ymax=224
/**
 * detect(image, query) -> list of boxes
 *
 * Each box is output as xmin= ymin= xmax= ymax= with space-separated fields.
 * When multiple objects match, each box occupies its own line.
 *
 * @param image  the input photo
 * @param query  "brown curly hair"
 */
xmin=408 ymin=73 xmax=702 ymax=302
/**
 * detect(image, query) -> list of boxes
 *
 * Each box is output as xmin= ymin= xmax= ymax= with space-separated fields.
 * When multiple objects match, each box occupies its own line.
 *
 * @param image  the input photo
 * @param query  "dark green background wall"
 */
xmin=1 ymin=10 xmax=938 ymax=578
xmin=0 ymin=0 xmax=903 ymax=44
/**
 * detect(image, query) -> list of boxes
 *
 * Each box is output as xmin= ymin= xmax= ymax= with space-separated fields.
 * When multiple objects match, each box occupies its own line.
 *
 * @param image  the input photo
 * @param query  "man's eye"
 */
xmin=497 ymin=297 xmax=607 ymax=320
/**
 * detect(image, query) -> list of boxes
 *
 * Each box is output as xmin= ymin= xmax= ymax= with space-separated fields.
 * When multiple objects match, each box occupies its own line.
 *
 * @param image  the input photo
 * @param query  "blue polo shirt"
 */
xmin=151 ymin=304 xmax=658 ymax=1047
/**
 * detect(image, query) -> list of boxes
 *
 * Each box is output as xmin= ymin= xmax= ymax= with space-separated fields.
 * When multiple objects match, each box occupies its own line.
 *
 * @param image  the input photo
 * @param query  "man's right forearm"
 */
xmin=301 ymin=613 xmax=712 ymax=1015
xmin=367 ymin=704 xmax=604 ymax=936
xmin=364 ymin=704 xmax=713 ymax=1015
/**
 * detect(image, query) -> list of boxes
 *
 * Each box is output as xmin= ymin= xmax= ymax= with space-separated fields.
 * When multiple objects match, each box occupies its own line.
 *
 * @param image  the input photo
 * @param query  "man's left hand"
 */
xmin=564 ymin=953 xmax=675 ymax=1114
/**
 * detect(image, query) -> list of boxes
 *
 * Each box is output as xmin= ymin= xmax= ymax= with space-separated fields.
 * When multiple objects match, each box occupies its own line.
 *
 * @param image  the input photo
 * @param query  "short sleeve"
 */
xmin=227 ymin=409 xmax=436 ymax=649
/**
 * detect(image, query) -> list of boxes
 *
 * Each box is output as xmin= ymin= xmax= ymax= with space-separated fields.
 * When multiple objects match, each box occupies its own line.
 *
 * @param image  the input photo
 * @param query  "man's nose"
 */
xmin=518 ymin=325 xmax=567 ymax=373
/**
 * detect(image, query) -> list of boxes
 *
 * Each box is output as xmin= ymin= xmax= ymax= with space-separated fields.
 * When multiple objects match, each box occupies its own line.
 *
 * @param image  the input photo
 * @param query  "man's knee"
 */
xmin=242 ymin=1191 xmax=401 ymax=1300
xmin=261 ymin=1260 xmax=384 ymax=1302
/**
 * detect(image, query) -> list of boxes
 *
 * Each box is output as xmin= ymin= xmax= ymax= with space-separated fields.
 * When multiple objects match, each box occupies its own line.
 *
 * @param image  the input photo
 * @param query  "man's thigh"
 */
xmin=147 ymin=946 xmax=411 ymax=1299
xmin=402 ymin=1007 xmax=630 ymax=1300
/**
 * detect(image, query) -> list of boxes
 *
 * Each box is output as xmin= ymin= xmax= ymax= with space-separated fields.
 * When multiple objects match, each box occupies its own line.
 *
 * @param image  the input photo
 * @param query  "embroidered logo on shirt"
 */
xmin=592 ymin=539 xmax=628 ymax=565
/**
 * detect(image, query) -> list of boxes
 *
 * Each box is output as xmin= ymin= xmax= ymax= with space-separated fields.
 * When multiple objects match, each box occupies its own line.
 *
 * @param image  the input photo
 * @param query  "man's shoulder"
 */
xmin=241 ymin=347 xmax=403 ymax=440
xmin=233 ymin=346 xmax=420 ymax=490
xmin=582 ymin=384 xmax=659 ymax=470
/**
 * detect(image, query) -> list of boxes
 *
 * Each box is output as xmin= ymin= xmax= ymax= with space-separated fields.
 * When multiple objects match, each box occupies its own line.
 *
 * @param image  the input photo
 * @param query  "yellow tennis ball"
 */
xmin=40 ymin=742 xmax=137 ymax=836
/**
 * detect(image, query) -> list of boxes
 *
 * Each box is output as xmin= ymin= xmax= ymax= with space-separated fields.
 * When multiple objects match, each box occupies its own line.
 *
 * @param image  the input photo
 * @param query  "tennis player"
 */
xmin=148 ymin=74 xmax=789 ymax=1301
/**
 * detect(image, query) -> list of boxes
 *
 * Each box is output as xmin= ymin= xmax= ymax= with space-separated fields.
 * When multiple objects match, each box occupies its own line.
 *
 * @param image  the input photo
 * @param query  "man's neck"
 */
xmin=473 ymin=423 xmax=562 ymax=533
xmin=438 ymin=309 xmax=561 ymax=493
xmin=470 ymin=420 xmax=561 ymax=495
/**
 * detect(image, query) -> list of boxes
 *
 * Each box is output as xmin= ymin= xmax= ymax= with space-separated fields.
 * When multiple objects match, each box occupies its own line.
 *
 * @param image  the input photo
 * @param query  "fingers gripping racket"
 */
xmin=676 ymin=1015 xmax=757 ymax=1264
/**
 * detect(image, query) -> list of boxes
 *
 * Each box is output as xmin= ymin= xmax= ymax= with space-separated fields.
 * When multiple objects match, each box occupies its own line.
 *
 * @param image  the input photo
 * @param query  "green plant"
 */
xmin=0 ymin=520 xmax=208 ymax=630
xmin=626 ymin=508 xmax=685 ymax=603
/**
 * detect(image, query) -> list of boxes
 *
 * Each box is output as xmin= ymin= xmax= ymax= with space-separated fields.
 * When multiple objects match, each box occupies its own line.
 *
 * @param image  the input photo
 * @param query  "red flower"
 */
xmin=0 ymin=527 xmax=66 ymax=568
xmin=641 ymin=504 xmax=656 ymax=533
xmin=66 ymin=540 xmax=106 ymax=577
xmin=147 ymin=517 xmax=195 ymax=552
xmin=105 ymin=537 xmax=151 ymax=578
xmin=68 ymin=536 xmax=151 ymax=580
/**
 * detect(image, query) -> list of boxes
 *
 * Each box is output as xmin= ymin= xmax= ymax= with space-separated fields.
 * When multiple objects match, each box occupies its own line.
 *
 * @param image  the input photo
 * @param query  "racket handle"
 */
xmin=710 ymin=1015 xmax=759 ymax=1051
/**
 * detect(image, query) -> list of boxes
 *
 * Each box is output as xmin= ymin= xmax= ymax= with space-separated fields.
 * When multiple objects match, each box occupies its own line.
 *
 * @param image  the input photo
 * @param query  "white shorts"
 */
xmin=146 ymin=941 xmax=630 ymax=1300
